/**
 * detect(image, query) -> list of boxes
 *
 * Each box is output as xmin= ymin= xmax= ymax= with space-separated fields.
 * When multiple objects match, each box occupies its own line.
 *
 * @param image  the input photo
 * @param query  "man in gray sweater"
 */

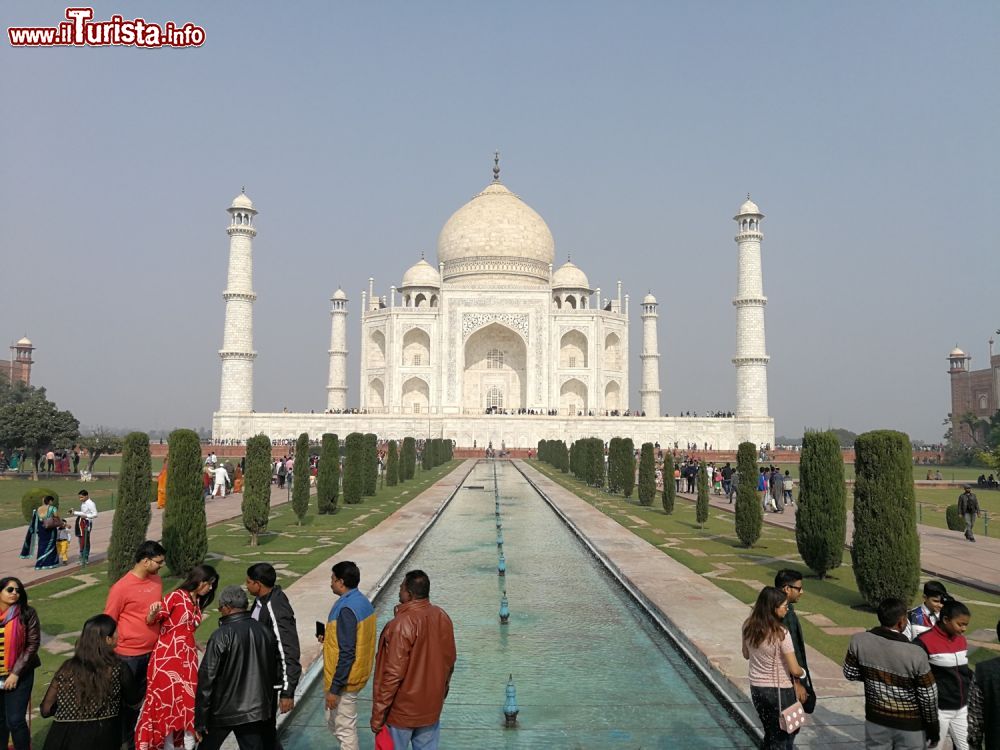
xmin=843 ymin=597 xmax=939 ymax=749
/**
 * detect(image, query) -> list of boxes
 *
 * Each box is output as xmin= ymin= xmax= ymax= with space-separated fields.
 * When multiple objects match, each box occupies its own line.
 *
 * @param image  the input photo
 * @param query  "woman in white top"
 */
xmin=742 ymin=586 xmax=806 ymax=749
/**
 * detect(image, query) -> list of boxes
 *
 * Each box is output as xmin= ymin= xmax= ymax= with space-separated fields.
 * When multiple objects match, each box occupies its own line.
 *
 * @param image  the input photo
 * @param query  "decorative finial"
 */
xmin=242 ymin=185 xmax=246 ymax=194
xmin=493 ymin=151 xmax=501 ymax=182
xmin=747 ymin=192 xmax=751 ymax=200
xmin=420 ymin=250 xmax=425 ymax=260
xmin=567 ymin=253 xmax=571 ymax=263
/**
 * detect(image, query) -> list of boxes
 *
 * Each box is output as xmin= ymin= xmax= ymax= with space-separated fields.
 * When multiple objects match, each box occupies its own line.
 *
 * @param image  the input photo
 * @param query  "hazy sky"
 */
xmin=2 ymin=1 xmax=997 ymax=442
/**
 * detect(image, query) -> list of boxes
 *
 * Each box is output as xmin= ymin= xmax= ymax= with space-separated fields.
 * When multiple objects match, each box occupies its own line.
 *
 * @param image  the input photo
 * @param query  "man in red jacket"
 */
xmin=370 ymin=570 xmax=456 ymax=749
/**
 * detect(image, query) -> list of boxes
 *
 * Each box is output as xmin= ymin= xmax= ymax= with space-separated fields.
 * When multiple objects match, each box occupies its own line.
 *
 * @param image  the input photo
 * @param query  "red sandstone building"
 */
xmin=2 ymin=337 xmax=35 ymax=387
xmin=948 ymin=344 xmax=999 ymax=445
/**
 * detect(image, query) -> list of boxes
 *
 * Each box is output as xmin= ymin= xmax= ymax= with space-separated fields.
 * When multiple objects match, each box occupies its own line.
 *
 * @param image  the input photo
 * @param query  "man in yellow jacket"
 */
xmin=323 ymin=561 xmax=376 ymax=750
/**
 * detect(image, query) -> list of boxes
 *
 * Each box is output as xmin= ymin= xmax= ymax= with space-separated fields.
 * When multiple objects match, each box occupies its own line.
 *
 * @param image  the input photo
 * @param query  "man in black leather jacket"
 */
xmin=195 ymin=585 xmax=279 ymax=750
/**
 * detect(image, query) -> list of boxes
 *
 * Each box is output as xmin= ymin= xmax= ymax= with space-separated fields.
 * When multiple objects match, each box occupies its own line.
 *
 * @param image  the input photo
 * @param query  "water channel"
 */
xmin=281 ymin=461 xmax=755 ymax=748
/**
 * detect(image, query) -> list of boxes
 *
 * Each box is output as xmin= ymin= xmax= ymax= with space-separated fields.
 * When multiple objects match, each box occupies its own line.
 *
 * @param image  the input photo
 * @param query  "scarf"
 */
xmin=1 ymin=605 xmax=22 ymax=676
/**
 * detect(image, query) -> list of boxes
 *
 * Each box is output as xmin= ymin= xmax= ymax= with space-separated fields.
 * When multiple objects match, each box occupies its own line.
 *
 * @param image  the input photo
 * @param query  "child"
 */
xmin=905 ymin=580 xmax=948 ymax=641
xmin=56 ymin=519 xmax=71 ymax=565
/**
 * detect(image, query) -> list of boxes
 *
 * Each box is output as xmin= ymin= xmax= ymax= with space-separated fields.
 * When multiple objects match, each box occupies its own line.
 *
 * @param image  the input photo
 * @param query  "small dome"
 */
xmin=401 ymin=258 xmax=441 ymax=288
xmin=15 ymin=336 xmax=32 ymax=346
xmin=552 ymin=260 xmax=590 ymax=290
xmin=736 ymin=197 xmax=761 ymax=216
xmin=231 ymin=191 xmax=254 ymax=210
xmin=643 ymin=292 xmax=657 ymax=305
xmin=331 ymin=288 xmax=347 ymax=301
xmin=949 ymin=346 xmax=966 ymax=358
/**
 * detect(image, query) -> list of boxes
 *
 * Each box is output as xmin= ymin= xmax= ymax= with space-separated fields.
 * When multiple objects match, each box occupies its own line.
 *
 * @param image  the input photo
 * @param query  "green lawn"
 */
xmin=0 ymin=479 xmax=137 ymax=531
xmin=23 ymin=460 xmax=461 ymax=747
xmin=736 ymin=463 xmax=987 ymax=482
xmin=2 ymin=454 xmax=166 ymax=476
xmin=530 ymin=461 xmax=1000 ymax=675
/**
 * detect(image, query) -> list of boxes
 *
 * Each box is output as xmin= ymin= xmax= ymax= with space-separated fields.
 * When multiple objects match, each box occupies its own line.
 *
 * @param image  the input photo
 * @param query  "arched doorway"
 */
xmin=463 ymin=323 xmax=527 ymax=412
xmin=401 ymin=377 xmax=429 ymax=414
xmin=560 ymin=378 xmax=588 ymax=415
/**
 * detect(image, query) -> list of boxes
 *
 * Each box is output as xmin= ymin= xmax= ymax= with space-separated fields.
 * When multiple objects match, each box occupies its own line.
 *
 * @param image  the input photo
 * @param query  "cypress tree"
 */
xmin=162 ymin=429 xmax=206 ymax=576
xmin=662 ymin=452 xmax=675 ymax=514
xmin=362 ymin=433 xmax=378 ymax=495
xmin=851 ymin=430 xmax=920 ymax=607
xmin=622 ymin=438 xmax=635 ymax=499
xmin=591 ymin=438 xmax=606 ymax=488
xmin=107 ymin=431 xmax=152 ymax=581
xmin=796 ymin=431 xmax=846 ymax=578
xmin=421 ymin=439 xmax=432 ymax=471
xmin=558 ymin=441 xmax=569 ymax=473
xmin=386 ymin=440 xmax=399 ymax=486
xmin=343 ymin=433 xmax=364 ymax=504
xmin=638 ymin=443 xmax=656 ymax=506
xmin=402 ymin=437 xmax=416 ymax=481
xmin=735 ymin=441 xmax=762 ymax=547
xmin=316 ymin=433 xmax=339 ymax=514
xmin=696 ymin=461 xmax=710 ymax=527
xmin=607 ymin=438 xmax=622 ymax=492
xmin=242 ymin=434 xmax=272 ymax=545
xmin=291 ymin=433 xmax=311 ymax=524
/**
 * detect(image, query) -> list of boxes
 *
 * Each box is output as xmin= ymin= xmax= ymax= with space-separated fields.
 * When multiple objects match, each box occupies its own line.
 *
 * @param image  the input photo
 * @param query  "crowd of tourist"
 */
xmin=0 ymin=543 xmax=457 ymax=750
xmin=743 ymin=572 xmax=999 ymax=749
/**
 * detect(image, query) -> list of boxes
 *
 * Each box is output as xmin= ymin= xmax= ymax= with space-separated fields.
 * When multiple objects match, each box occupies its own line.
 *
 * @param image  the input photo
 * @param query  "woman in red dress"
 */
xmin=135 ymin=565 xmax=218 ymax=750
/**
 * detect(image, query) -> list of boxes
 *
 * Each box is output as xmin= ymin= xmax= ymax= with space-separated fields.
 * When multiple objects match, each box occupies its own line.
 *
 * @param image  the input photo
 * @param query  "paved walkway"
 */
xmin=677 ymin=489 xmax=1000 ymax=596
xmin=7 ymin=485 xmax=292 ymax=586
xmin=517 ymin=461 xmax=866 ymax=747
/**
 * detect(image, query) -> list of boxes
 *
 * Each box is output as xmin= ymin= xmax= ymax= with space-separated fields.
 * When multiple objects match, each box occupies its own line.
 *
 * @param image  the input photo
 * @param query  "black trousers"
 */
xmin=197 ymin=720 xmax=276 ymax=750
xmin=119 ymin=652 xmax=151 ymax=750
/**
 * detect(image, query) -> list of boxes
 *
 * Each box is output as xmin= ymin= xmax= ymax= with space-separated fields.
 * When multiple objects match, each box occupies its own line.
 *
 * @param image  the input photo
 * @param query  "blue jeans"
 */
xmin=0 ymin=670 xmax=34 ymax=750
xmin=388 ymin=721 xmax=441 ymax=749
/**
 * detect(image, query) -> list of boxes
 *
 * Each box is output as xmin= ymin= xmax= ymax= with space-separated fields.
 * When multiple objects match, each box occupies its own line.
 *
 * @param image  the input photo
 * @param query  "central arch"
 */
xmin=463 ymin=323 xmax=527 ymax=412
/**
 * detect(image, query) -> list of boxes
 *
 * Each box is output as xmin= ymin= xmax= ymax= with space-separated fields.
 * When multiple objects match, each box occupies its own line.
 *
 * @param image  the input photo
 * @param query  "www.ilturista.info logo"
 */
xmin=8 ymin=7 xmax=205 ymax=48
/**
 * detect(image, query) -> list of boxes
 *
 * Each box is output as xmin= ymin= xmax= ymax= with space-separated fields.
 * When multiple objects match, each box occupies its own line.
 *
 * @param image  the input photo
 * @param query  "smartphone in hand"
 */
xmin=315 ymin=621 xmax=326 ymax=642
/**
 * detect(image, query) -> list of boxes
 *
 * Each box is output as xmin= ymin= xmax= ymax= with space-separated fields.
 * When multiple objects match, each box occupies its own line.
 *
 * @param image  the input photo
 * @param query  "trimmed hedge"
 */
xmin=21 ymin=488 xmax=60 ymax=524
xmin=386 ymin=440 xmax=398 ymax=487
xmin=796 ymin=431 xmax=846 ymax=578
xmin=317 ymin=433 xmax=339 ymax=514
xmin=162 ymin=429 xmax=207 ymax=576
xmin=851 ymin=430 xmax=920 ymax=607
xmin=292 ymin=433 xmax=311 ymax=524
xmin=696 ymin=461 xmax=710 ymax=527
xmin=107 ymin=432 xmax=152 ymax=580
xmin=343 ymin=433 xmax=364 ymax=504
xmin=242 ymin=433 xmax=272 ymax=544
xmin=363 ymin=433 xmax=378 ymax=496
xmin=734 ymin=442 xmax=762 ymax=547
xmin=945 ymin=504 xmax=964 ymax=531
xmin=401 ymin=437 xmax=416 ymax=481
xmin=662 ymin=453 xmax=675 ymax=514
xmin=638 ymin=443 xmax=655 ymax=506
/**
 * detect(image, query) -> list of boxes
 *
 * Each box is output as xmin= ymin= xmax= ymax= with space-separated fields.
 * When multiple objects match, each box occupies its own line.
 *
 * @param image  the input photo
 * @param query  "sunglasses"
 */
xmin=4 ymin=587 xmax=19 ymax=594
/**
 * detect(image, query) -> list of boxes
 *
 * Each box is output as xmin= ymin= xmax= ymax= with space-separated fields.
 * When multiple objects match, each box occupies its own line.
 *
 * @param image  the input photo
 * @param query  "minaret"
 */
xmin=640 ymin=293 xmax=661 ymax=416
xmin=326 ymin=289 xmax=349 ymax=411
xmin=733 ymin=195 xmax=769 ymax=418
xmin=218 ymin=189 xmax=257 ymax=413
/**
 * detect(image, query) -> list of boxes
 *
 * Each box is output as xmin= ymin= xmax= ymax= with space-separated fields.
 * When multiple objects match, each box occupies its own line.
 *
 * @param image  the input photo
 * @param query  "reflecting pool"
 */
xmin=281 ymin=461 xmax=755 ymax=748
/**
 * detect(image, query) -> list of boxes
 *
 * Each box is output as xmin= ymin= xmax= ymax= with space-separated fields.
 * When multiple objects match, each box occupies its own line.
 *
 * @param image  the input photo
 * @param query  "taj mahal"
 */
xmin=212 ymin=157 xmax=775 ymax=450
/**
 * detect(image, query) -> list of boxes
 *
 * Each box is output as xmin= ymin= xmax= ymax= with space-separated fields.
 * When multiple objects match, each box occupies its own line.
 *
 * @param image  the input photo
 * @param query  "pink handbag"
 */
xmin=773 ymin=641 xmax=807 ymax=733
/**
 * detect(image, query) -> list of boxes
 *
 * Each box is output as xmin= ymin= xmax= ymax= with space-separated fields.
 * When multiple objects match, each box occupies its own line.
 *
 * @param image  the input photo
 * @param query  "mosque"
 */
xmin=212 ymin=158 xmax=775 ymax=450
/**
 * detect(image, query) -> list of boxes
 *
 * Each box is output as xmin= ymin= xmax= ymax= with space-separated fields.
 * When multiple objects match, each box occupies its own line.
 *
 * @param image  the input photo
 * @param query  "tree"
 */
xmin=316 ymin=434 xmax=340 ymax=514
xmin=77 ymin=428 xmax=124 ymax=473
xmin=590 ymin=438 xmax=605 ymax=488
xmin=662 ymin=453 xmax=675 ymax=514
xmin=795 ymin=431 xmax=846 ymax=578
xmin=363 ymin=433 xmax=378 ymax=495
xmin=162 ymin=429 xmax=207 ymax=576
xmin=0 ymin=386 xmax=79 ymax=476
xmin=402 ymin=437 xmax=416 ymax=481
xmin=851 ymin=430 xmax=920 ymax=607
xmin=696 ymin=461 xmax=710 ymax=528
xmin=242 ymin=434 xmax=272 ymax=545
xmin=621 ymin=438 xmax=635 ymax=499
xmin=343 ymin=433 xmax=364 ymax=504
xmin=107 ymin=432 xmax=152 ymax=581
xmin=735 ymin=442 xmax=762 ymax=547
xmin=421 ymin=439 xmax=432 ymax=471
xmin=638 ymin=443 xmax=655 ymax=506
xmin=386 ymin=440 xmax=399 ymax=486
xmin=292 ymin=433 xmax=311 ymax=524
xmin=607 ymin=438 xmax=622 ymax=493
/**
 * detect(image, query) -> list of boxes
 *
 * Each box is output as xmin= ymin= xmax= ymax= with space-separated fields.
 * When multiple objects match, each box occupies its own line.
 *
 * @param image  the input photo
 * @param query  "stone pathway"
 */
xmin=5 ymin=484 xmax=292 ymax=587
xmin=677 ymin=489 xmax=1000 ymax=596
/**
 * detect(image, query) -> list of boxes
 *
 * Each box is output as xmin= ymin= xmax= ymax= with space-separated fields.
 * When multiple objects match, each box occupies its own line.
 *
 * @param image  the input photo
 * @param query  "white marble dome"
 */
xmin=642 ymin=292 xmax=657 ymax=305
xmin=949 ymin=346 xmax=966 ymax=358
xmin=737 ymin=198 xmax=760 ymax=216
xmin=15 ymin=336 xmax=31 ymax=346
xmin=437 ymin=181 xmax=555 ymax=285
xmin=401 ymin=258 xmax=441 ymax=288
xmin=231 ymin=191 xmax=255 ymax=210
xmin=332 ymin=288 xmax=347 ymax=300
xmin=552 ymin=260 xmax=590 ymax=290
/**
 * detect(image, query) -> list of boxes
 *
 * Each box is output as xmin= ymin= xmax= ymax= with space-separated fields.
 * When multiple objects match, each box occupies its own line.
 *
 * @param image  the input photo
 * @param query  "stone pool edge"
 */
xmin=514 ymin=460 xmax=867 ymax=747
